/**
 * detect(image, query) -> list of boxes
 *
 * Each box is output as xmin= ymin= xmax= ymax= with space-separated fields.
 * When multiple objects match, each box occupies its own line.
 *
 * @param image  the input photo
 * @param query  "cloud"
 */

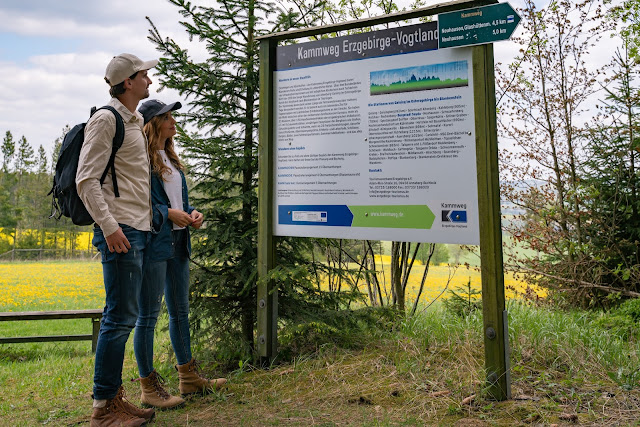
xmin=0 ymin=52 xmax=181 ymax=155
xmin=0 ymin=1 xmax=200 ymax=156
xmin=27 ymin=52 xmax=111 ymax=74
xmin=0 ymin=0 xmax=622 ymax=160
xmin=0 ymin=59 xmax=105 ymax=150
xmin=0 ymin=11 xmax=125 ymax=39
xmin=0 ymin=0 xmax=189 ymax=36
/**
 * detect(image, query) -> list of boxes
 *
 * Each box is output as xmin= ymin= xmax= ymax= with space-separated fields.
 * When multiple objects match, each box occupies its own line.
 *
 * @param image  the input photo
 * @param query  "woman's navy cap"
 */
xmin=139 ymin=100 xmax=182 ymax=125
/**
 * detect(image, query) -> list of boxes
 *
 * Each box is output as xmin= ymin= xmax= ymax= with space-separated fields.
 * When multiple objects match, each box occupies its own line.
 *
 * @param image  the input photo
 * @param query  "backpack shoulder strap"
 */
xmin=93 ymin=106 xmax=125 ymax=197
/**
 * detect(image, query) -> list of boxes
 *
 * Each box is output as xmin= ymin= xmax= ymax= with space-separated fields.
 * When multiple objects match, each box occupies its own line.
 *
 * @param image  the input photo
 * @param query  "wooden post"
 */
xmin=92 ymin=317 xmax=100 ymax=353
xmin=473 ymin=43 xmax=511 ymax=400
xmin=257 ymin=38 xmax=278 ymax=364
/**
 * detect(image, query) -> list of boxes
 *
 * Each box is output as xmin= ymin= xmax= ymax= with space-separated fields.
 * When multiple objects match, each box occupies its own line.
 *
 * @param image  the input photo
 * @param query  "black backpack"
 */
xmin=48 ymin=106 xmax=125 ymax=226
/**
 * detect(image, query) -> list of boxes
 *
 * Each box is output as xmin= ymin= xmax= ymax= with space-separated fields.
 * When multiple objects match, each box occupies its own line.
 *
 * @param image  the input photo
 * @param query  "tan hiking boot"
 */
xmin=90 ymin=393 xmax=147 ymax=427
xmin=176 ymin=358 xmax=227 ymax=396
xmin=116 ymin=385 xmax=156 ymax=420
xmin=139 ymin=370 xmax=185 ymax=409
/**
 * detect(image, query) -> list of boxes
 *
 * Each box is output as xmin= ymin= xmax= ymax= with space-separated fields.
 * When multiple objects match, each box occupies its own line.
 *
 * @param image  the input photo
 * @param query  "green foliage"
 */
xmin=147 ymin=0 xmax=277 ymax=352
xmin=594 ymin=298 xmax=640 ymax=341
xmin=607 ymin=366 xmax=640 ymax=391
xmin=609 ymin=0 xmax=640 ymax=60
xmin=613 ymin=297 xmax=640 ymax=320
xmin=0 ymin=121 xmax=96 ymax=257
xmin=147 ymin=0 xmax=361 ymax=365
xmin=577 ymin=43 xmax=640 ymax=300
xmin=278 ymin=306 xmax=399 ymax=360
xmin=0 ymin=171 xmax=19 ymax=242
xmin=36 ymin=145 xmax=47 ymax=175
xmin=499 ymin=0 xmax=640 ymax=307
xmin=50 ymin=126 xmax=66 ymax=175
xmin=15 ymin=136 xmax=35 ymax=174
xmin=1 ymin=131 xmax=14 ymax=173
xmin=443 ymin=278 xmax=482 ymax=318
xmin=280 ymin=321 xmax=342 ymax=357
xmin=6 ymin=285 xmax=640 ymax=424
xmin=416 ymin=243 xmax=449 ymax=265
xmin=594 ymin=312 xmax=637 ymax=341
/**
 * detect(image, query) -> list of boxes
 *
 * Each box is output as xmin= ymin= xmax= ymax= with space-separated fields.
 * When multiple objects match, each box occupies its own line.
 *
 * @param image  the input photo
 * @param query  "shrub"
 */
xmin=443 ymin=278 xmax=482 ymax=318
xmin=593 ymin=298 xmax=640 ymax=341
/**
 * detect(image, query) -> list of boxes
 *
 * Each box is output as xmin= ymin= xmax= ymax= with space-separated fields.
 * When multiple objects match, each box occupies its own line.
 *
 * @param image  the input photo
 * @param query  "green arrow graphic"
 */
xmin=349 ymin=205 xmax=435 ymax=229
xmin=438 ymin=2 xmax=521 ymax=49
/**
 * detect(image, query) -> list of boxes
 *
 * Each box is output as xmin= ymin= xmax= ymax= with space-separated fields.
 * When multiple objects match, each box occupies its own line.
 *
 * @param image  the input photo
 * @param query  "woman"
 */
xmin=134 ymin=99 xmax=226 ymax=409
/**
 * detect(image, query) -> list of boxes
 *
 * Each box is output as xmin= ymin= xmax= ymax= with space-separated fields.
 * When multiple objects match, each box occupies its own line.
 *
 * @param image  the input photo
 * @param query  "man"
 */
xmin=77 ymin=53 xmax=157 ymax=427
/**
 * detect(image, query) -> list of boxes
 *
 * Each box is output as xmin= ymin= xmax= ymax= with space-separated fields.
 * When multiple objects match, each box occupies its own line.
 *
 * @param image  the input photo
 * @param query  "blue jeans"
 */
xmin=92 ymin=225 xmax=149 ymax=400
xmin=134 ymin=229 xmax=192 ymax=377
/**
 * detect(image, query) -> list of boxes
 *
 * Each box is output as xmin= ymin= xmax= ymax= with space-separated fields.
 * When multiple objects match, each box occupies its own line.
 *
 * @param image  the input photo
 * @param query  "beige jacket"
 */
xmin=76 ymin=97 xmax=151 ymax=237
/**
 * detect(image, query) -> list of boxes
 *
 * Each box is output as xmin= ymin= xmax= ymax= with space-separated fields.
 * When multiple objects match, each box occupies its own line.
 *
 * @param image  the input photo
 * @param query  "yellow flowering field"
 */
xmin=0 ymin=261 xmax=104 ymax=311
xmin=0 ymin=256 xmax=542 ymax=313
xmin=335 ymin=255 xmax=544 ymax=304
xmin=0 ymin=228 xmax=93 ymax=250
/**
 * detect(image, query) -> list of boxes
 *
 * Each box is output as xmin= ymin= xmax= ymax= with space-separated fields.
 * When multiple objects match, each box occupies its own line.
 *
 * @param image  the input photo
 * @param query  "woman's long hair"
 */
xmin=144 ymin=113 xmax=184 ymax=180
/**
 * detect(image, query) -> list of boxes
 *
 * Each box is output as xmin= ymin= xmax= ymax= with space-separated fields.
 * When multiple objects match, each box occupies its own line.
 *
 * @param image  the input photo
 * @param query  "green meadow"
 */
xmin=1 ymin=261 xmax=640 ymax=425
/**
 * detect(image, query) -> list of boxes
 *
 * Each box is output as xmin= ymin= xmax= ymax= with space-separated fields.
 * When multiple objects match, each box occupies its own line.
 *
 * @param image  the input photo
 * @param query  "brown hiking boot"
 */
xmin=116 ymin=385 xmax=156 ymax=420
xmin=138 ymin=370 xmax=185 ymax=409
xmin=176 ymin=358 xmax=227 ymax=396
xmin=90 ymin=393 xmax=148 ymax=427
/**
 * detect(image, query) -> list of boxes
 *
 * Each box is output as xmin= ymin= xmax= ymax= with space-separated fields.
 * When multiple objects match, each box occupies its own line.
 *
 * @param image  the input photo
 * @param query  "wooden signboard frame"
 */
xmin=257 ymin=0 xmax=510 ymax=401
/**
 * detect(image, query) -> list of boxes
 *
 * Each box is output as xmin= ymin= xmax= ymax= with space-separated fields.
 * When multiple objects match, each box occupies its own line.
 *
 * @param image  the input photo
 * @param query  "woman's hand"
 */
xmin=190 ymin=210 xmax=204 ymax=229
xmin=168 ymin=208 xmax=194 ymax=228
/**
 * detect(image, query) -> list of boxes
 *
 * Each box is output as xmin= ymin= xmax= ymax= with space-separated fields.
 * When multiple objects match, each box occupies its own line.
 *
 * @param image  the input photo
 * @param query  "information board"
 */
xmin=274 ymin=22 xmax=479 ymax=244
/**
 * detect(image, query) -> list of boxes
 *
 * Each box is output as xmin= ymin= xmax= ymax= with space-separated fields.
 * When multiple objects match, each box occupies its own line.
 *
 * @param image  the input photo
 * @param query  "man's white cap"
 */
xmin=104 ymin=53 xmax=159 ymax=86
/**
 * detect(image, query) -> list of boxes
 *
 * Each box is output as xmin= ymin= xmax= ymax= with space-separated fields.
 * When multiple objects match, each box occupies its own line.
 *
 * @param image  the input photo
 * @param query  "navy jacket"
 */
xmin=148 ymin=170 xmax=194 ymax=261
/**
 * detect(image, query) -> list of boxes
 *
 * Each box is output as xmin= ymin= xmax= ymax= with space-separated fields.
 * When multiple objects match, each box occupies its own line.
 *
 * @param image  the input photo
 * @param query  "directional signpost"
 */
xmin=438 ymin=2 xmax=521 ymax=49
xmin=437 ymin=1 xmax=521 ymax=400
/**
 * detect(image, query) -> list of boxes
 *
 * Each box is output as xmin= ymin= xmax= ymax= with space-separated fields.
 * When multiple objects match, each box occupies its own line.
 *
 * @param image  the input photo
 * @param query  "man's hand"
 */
xmin=168 ymin=208 xmax=194 ymax=228
xmin=190 ymin=210 xmax=204 ymax=229
xmin=105 ymin=227 xmax=131 ymax=253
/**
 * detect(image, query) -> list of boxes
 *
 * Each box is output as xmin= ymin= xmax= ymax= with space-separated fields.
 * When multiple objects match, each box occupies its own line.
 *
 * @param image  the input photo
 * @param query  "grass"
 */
xmin=1 ymin=261 xmax=640 ymax=425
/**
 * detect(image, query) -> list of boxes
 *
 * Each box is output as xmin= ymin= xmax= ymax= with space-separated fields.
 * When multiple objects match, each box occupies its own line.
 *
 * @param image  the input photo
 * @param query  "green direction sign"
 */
xmin=349 ymin=205 xmax=435 ymax=229
xmin=438 ymin=2 xmax=521 ymax=49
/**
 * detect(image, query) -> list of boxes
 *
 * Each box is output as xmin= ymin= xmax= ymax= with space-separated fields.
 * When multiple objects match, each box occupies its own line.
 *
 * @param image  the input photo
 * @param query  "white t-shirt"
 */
xmin=159 ymin=150 xmax=185 ymax=230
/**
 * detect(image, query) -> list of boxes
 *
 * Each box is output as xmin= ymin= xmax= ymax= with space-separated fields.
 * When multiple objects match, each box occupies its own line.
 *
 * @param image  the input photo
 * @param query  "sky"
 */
xmin=0 ymin=0 xmax=597 ymax=162
xmin=0 ymin=0 xmax=199 ymax=159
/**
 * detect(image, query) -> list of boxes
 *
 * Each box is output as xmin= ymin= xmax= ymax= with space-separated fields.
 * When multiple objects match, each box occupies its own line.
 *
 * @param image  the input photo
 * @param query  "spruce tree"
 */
xmin=581 ymin=44 xmax=640 ymax=293
xmin=36 ymin=145 xmax=48 ymax=176
xmin=1 ymin=131 xmax=15 ymax=173
xmin=146 ymin=0 xmax=352 ymax=362
xmin=15 ymin=136 xmax=35 ymax=177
